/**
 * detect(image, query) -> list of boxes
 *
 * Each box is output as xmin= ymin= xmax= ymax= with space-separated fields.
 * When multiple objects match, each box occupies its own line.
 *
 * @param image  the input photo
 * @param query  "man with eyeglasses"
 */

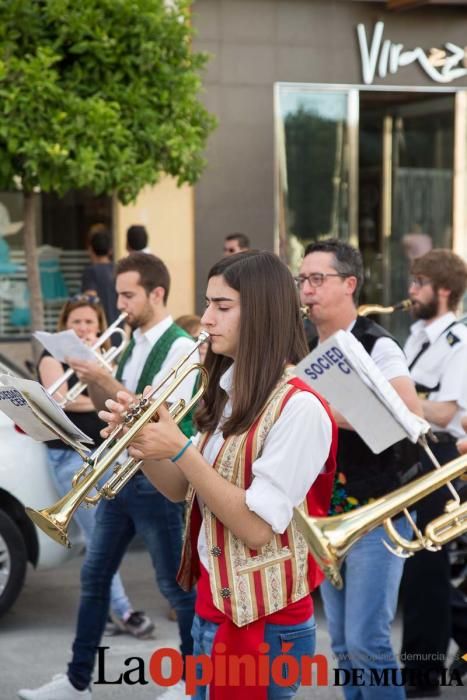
xmin=298 ymin=238 xmax=422 ymax=700
xmin=400 ymin=249 xmax=467 ymax=697
xmin=223 ymin=232 xmax=250 ymax=256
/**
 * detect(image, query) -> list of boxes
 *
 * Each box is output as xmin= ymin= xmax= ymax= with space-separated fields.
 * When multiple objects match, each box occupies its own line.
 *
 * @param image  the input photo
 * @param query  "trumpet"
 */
xmin=27 ymin=331 xmax=209 ymax=547
xmin=294 ymin=452 xmax=467 ymax=589
xmin=46 ymin=312 xmax=129 ymax=407
xmin=357 ymin=299 xmax=412 ymax=317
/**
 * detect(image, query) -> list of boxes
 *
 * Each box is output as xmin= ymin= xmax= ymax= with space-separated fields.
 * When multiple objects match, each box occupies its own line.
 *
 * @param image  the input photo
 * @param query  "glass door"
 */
xmin=359 ymin=92 xmax=455 ymax=340
xmin=275 ymin=84 xmax=459 ymax=340
xmin=275 ymin=84 xmax=358 ymax=272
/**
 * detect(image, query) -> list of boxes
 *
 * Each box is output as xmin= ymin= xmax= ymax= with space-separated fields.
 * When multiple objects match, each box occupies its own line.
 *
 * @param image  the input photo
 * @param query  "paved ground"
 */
xmin=0 ymin=546 xmax=464 ymax=699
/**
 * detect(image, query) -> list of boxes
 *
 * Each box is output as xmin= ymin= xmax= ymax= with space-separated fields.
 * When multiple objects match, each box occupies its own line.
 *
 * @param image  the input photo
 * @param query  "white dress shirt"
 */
xmin=120 ymin=315 xmax=199 ymax=403
xmin=404 ymin=312 xmax=467 ymax=438
xmin=347 ymin=320 xmax=410 ymax=380
xmin=194 ymin=365 xmax=333 ymax=568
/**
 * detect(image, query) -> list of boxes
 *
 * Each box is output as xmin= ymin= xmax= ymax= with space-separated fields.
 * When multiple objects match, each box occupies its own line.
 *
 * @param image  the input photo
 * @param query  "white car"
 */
xmin=0 ymin=410 xmax=82 ymax=618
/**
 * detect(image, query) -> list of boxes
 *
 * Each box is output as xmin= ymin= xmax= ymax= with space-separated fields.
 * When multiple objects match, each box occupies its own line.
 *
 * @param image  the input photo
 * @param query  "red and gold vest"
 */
xmin=177 ymin=374 xmax=337 ymax=627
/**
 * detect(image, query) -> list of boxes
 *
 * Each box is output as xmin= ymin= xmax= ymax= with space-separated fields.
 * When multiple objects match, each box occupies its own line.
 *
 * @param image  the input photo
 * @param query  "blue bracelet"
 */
xmin=171 ymin=438 xmax=193 ymax=463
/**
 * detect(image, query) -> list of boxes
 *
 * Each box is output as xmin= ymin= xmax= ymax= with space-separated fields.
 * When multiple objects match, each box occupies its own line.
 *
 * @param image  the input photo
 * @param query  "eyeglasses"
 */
xmin=223 ymin=247 xmax=237 ymax=254
xmin=294 ymin=273 xmax=349 ymax=288
xmin=408 ymin=277 xmax=432 ymax=289
xmin=68 ymin=293 xmax=101 ymax=304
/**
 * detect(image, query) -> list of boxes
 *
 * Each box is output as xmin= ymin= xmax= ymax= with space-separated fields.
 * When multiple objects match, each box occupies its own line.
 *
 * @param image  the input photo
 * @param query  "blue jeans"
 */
xmin=320 ymin=518 xmax=413 ymax=700
xmin=67 ymin=472 xmax=196 ymax=690
xmin=190 ymin=613 xmax=317 ymax=699
xmin=47 ymin=447 xmax=131 ymax=620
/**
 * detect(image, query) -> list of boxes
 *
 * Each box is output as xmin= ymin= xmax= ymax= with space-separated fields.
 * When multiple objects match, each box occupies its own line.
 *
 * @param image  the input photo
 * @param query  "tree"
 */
xmin=0 ymin=0 xmax=215 ymax=351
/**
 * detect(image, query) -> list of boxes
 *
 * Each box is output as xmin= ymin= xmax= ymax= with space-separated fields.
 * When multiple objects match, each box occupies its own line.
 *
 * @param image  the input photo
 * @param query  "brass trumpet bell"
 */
xmin=294 ymin=453 xmax=467 ymax=589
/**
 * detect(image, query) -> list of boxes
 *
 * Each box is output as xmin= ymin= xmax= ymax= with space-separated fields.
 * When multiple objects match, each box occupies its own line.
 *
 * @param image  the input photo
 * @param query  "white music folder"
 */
xmin=0 ymin=374 xmax=94 ymax=452
xmin=295 ymin=330 xmax=429 ymax=454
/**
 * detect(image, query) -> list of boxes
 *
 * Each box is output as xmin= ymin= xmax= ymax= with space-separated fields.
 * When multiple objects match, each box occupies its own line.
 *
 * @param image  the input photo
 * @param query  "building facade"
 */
xmin=1 ymin=0 xmax=466 ymax=349
xmin=192 ymin=0 xmax=467 ymax=337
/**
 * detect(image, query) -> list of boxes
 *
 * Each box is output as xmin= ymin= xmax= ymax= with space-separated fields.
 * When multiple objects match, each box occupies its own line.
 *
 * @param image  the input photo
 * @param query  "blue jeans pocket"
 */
xmin=265 ymin=617 xmax=316 ymax=697
xmin=133 ymin=474 xmax=158 ymax=495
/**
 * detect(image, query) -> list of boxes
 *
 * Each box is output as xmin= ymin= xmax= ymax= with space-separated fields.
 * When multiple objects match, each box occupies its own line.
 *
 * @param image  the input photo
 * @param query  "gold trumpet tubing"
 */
xmin=293 ymin=453 xmax=467 ymax=589
xmin=100 ymin=371 xmax=208 ymax=500
xmin=26 ymin=332 xmax=209 ymax=547
xmin=383 ymin=512 xmax=437 ymax=555
xmin=131 ymin=331 xmax=209 ymax=409
xmin=88 ymin=395 xmax=188 ymax=502
xmin=78 ymin=363 xmax=200 ymax=498
xmin=358 ymin=299 xmax=412 ymax=317
xmin=26 ymin=463 xmax=104 ymax=546
xmin=425 ymin=500 xmax=467 ymax=546
xmin=25 ymin=364 xmax=206 ymax=546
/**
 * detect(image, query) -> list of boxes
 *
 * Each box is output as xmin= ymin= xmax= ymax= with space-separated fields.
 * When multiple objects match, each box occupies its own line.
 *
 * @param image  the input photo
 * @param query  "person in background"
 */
xmin=299 ymin=238 xmax=422 ymax=700
xmin=81 ymin=230 xmax=118 ymax=327
xmin=126 ymin=224 xmax=150 ymax=254
xmin=223 ymin=232 xmax=250 ymax=256
xmin=36 ymin=294 xmax=152 ymax=641
xmin=400 ymin=249 xmax=467 ymax=697
xmin=100 ymin=250 xmax=337 ymax=700
xmin=18 ymin=253 xmax=197 ymax=700
xmin=175 ymin=314 xmax=208 ymax=363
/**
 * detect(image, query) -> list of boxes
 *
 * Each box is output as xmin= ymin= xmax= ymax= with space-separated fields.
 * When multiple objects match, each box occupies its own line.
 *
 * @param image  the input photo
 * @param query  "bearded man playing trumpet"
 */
xmin=401 ymin=249 xmax=467 ymax=697
xmin=37 ymin=293 xmax=141 ymax=643
xmin=298 ymin=239 xmax=422 ymax=700
xmin=20 ymin=253 xmax=198 ymax=700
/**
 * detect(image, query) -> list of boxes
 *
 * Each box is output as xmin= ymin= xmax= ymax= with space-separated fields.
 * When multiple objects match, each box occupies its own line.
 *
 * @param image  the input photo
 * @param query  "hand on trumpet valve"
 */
xmin=99 ymin=391 xmax=187 ymax=462
xmin=99 ymin=390 xmax=134 ymax=437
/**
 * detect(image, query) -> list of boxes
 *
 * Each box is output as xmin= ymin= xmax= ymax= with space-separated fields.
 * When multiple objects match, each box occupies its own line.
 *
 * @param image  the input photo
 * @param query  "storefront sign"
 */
xmin=357 ymin=21 xmax=467 ymax=85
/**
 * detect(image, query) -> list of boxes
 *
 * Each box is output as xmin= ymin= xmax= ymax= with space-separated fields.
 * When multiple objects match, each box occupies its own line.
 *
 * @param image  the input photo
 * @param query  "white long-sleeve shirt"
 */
xmin=194 ymin=365 xmax=332 ymax=568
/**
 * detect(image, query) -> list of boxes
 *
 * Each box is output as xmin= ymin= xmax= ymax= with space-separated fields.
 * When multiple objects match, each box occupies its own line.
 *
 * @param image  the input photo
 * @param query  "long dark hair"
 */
xmin=196 ymin=251 xmax=308 ymax=436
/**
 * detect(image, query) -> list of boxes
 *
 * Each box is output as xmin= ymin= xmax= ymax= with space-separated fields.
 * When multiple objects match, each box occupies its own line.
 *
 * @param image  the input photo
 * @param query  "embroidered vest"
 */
xmin=177 ymin=375 xmax=337 ymax=627
xmin=115 ymin=322 xmax=195 ymax=437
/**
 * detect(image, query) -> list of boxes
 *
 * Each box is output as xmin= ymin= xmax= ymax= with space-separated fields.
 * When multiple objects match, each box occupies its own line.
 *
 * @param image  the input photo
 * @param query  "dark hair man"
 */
xmin=81 ymin=229 xmax=118 ymax=326
xmin=20 ymin=253 xmax=198 ymax=700
xmin=223 ymin=232 xmax=250 ymax=256
xmin=298 ymin=238 xmax=421 ymax=700
xmin=126 ymin=224 xmax=150 ymax=254
xmin=401 ymin=249 xmax=467 ymax=696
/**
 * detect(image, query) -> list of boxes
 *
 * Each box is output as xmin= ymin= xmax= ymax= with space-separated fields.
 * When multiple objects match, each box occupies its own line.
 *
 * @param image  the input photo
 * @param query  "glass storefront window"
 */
xmin=275 ymin=86 xmax=353 ymax=272
xmin=276 ymin=83 xmax=461 ymax=342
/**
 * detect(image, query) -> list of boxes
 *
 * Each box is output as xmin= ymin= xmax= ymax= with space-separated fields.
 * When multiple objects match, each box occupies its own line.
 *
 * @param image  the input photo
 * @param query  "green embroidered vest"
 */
xmin=116 ymin=323 xmax=196 ymax=437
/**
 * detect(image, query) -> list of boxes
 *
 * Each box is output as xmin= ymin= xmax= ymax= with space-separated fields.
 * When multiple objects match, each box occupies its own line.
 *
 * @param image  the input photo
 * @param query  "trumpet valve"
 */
xmin=445 ymin=499 xmax=460 ymax=513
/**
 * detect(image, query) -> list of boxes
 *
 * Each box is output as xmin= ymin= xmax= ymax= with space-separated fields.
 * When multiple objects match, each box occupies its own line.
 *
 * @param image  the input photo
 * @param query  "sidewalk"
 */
xmin=0 ymin=547 xmax=463 ymax=699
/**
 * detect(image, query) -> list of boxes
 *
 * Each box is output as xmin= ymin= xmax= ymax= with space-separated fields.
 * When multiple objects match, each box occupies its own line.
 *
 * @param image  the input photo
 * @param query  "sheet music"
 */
xmin=295 ymin=330 xmax=429 ymax=453
xmin=0 ymin=374 xmax=94 ymax=448
xmin=34 ymin=329 xmax=96 ymax=363
xmin=0 ymin=386 xmax=59 ymax=442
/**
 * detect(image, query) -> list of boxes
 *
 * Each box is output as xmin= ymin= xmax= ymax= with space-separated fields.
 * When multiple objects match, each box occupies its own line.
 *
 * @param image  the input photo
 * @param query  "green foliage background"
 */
xmin=0 ymin=0 xmax=216 ymax=203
